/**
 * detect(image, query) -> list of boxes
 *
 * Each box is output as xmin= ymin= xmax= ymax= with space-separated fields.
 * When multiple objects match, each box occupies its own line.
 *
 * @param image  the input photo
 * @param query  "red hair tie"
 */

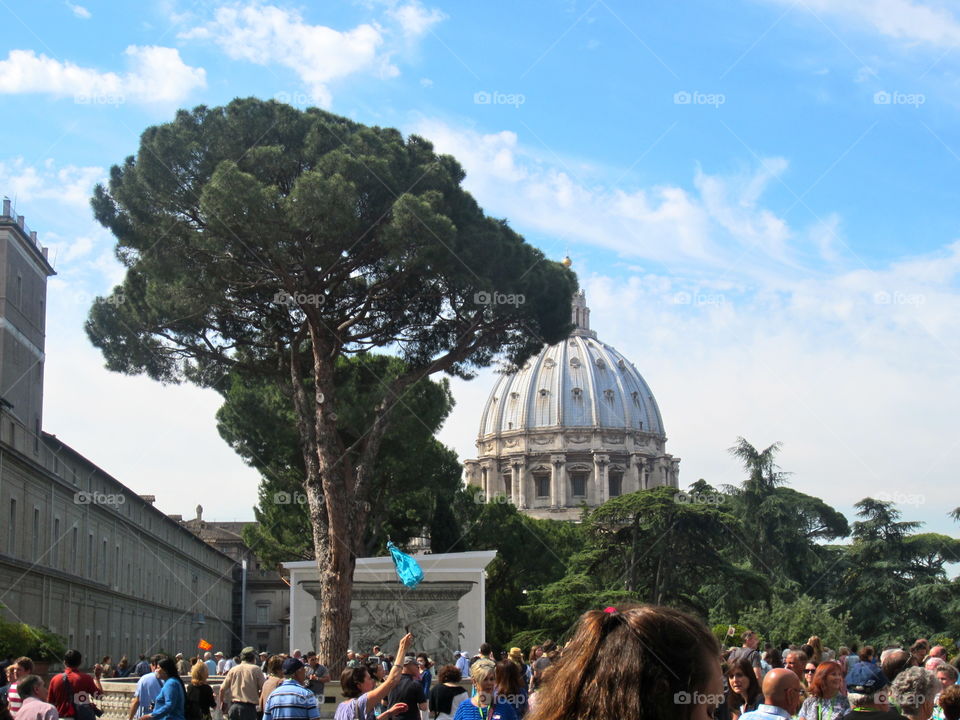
xmin=603 ymin=606 xmax=617 ymax=614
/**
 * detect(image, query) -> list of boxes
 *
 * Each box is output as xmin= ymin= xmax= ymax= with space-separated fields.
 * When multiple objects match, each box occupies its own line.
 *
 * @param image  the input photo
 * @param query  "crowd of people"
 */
xmin=2 ymin=606 xmax=959 ymax=720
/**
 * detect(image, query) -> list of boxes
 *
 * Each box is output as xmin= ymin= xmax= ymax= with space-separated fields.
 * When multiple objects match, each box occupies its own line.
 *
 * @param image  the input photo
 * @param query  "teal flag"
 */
xmin=387 ymin=541 xmax=424 ymax=588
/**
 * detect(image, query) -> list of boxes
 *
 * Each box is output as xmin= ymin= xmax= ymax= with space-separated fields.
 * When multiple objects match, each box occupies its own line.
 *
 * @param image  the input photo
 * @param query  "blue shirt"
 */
xmin=740 ymin=704 xmax=793 ymax=720
xmin=134 ymin=673 xmax=162 ymax=718
xmin=151 ymin=678 xmax=186 ymax=720
xmin=452 ymin=697 xmax=518 ymax=720
xmin=204 ymin=661 xmax=217 ymax=677
xmin=263 ymin=679 xmax=320 ymax=720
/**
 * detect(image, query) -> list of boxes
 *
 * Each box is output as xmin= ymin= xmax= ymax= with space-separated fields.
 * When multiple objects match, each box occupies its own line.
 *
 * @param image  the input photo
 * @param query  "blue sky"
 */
xmin=2 ymin=0 xmax=960 ymax=543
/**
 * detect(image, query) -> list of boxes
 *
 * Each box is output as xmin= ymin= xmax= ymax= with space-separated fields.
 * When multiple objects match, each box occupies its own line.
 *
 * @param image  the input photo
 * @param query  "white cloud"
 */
xmin=416 ymin=118 xmax=960 ymax=533
xmin=0 ymin=157 xmax=105 ymax=208
xmin=761 ymin=0 xmax=960 ymax=48
xmin=413 ymin=118 xmax=829 ymax=281
xmin=180 ymin=1 xmax=444 ymax=107
xmin=66 ymin=1 xmax=91 ymax=19
xmin=0 ymin=46 xmax=206 ymax=105
xmin=387 ymin=2 xmax=446 ymax=38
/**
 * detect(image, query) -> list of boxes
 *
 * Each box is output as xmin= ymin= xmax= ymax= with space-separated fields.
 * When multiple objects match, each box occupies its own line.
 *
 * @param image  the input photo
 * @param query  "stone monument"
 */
xmin=285 ymin=551 xmax=496 ymax=662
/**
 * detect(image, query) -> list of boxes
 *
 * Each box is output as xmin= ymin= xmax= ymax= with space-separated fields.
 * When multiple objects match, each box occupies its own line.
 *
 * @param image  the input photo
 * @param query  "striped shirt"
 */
xmin=8 ymin=684 xmax=22 ymax=714
xmin=263 ymin=680 xmax=320 ymax=720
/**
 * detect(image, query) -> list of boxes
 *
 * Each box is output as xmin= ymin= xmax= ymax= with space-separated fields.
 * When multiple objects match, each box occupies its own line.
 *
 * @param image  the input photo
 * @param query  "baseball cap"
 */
xmin=282 ymin=657 xmax=305 ymax=675
xmin=846 ymin=662 xmax=889 ymax=693
xmin=215 ymin=652 xmax=224 ymax=657
xmin=241 ymin=647 xmax=256 ymax=656
xmin=460 ymin=652 xmax=469 ymax=658
xmin=402 ymin=656 xmax=418 ymax=666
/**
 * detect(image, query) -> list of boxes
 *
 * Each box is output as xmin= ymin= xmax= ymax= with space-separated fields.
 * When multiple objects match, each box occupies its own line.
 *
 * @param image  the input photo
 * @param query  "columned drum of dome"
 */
xmin=464 ymin=289 xmax=680 ymax=521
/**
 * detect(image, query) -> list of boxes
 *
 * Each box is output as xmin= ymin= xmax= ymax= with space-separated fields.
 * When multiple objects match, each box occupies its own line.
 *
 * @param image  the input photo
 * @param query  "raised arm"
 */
xmin=367 ymin=633 xmax=414 ymax=706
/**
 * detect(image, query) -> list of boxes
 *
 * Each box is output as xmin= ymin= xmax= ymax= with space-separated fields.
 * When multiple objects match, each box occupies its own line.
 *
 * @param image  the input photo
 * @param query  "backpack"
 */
xmin=61 ymin=672 xmax=103 ymax=720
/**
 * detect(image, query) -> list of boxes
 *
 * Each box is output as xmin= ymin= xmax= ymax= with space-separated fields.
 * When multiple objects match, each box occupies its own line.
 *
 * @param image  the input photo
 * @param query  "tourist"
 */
xmin=259 ymin=657 xmax=285 ymax=715
xmin=125 ymin=655 xmax=163 ymax=720
xmin=202 ymin=654 xmax=216 ymax=678
xmin=843 ymin=661 xmax=906 ymax=720
xmin=860 ymin=647 xmax=877 ymax=665
xmin=0 ymin=664 xmax=16 ymax=720
xmin=524 ymin=604 xmax=723 ymax=720
xmin=262 ymin=658 xmax=319 ymax=720
xmin=135 ymin=656 xmax=151 ymax=678
xmin=305 ymin=654 xmax=330 ymax=705
xmin=938 ymin=666 xmax=959 ymax=693
xmin=739 ymin=669 xmax=803 ymax=720
xmin=117 ymin=658 xmax=133 ymax=678
xmin=15 ymin=675 xmax=58 ymax=720
xmin=98 ymin=657 xmax=115 ymax=680
xmin=730 ymin=632 xmax=763 ymax=682
xmin=928 ymin=659 xmax=947 ymax=673
xmin=507 ymin=649 xmax=530 ymax=687
xmin=495 ymin=660 xmax=528 ymax=718
xmin=215 ymin=655 xmax=227 ymax=676
xmin=784 ymin=651 xmax=809 ymax=683
xmin=387 ymin=656 xmax=426 ymax=720
xmin=184 ymin=663 xmax=216 ymax=720
xmin=219 ymin=648 xmax=266 ymax=720
xmin=428 ymin=666 xmax=467 ymax=720
xmin=259 ymin=654 xmax=269 ymax=674
xmin=176 ymin=656 xmax=191 ymax=678
xmin=939 ymin=686 xmax=960 ymax=720
xmin=455 ymin=654 xmax=470 ymax=679
xmin=47 ymin=650 xmax=101 ymax=719
xmin=6 ymin=658 xmax=33 ymax=715
xmin=717 ymin=657 xmax=763 ymax=720
xmin=763 ymin=649 xmax=783 ymax=671
xmin=884 ymin=650 xmax=916 ymax=683
xmin=452 ymin=660 xmax=516 ymax=720
xmin=142 ymin=658 xmax=187 ymax=720
xmin=334 ymin=632 xmax=413 ymax=720
xmin=416 ymin=654 xmax=433 ymax=720
xmin=478 ymin=646 xmax=495 ymax=664
xmin=891 ymin=668 xmax=938 ymax=720
xmin=530 ymin=642 xmax=556 ymax=693
xmin=807 ymin=638 xmax=824 ymax=666
xmin=912 ymin=642 xmax=931 ymax=668
xmin=798 ymin=661 xmax=849 ymax=720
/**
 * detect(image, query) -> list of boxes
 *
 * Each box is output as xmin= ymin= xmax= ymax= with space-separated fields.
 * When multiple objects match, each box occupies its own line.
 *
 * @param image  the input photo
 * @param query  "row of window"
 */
xmin=501 ymin=472 xmax=624 ymax=498
xmin=5 ymin=497 xmax=229 ymax=609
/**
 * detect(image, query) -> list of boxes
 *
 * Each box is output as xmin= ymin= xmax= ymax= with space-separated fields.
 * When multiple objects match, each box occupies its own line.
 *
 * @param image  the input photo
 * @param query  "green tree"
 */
xmin=724 ymin=438 xmax=849 ymax=598
xmin=460 ymin=498 xmax=583 ymax=648
xmin=85 ymin=98 xmax=576 ymax=668
xmin=837 ymin=498 xmax=960 ymax=643
xmin=222 ymin=354 xmax=464 ymax=567
xmin=520 ymin=486 xmax=766 ymax=641
xmin=736 ymin=594 xmax=854 ymax=650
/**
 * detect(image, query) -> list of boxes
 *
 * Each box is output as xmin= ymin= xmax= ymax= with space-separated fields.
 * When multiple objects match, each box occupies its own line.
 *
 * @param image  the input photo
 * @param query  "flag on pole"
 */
xmin=198 ymin=639 xmax=213 ymax=651
xmin=726 ymin=626 xmax=736 ymax=638
xmin=387 ymin=541 xmax=424 ymax=588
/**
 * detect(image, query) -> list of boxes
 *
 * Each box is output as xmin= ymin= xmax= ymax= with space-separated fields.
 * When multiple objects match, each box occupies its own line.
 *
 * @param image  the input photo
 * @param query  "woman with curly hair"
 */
xmin=525 ymin=604 xmax=723 ymax=720
xmin=892 ymin=667 xmax=938 ymax=720
xmin=798 ymin=662 xmax=848 ymax=720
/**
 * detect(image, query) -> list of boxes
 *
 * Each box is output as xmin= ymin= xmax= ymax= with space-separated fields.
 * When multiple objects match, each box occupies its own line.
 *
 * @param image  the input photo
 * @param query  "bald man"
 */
xmin=739 ymin=668 xmax=803 ymax=720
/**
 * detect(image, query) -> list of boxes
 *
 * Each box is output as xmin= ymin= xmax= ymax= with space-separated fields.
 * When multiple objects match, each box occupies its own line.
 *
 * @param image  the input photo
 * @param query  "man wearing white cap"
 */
xmin=455 ymin=653 xmax=470 ymax=678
